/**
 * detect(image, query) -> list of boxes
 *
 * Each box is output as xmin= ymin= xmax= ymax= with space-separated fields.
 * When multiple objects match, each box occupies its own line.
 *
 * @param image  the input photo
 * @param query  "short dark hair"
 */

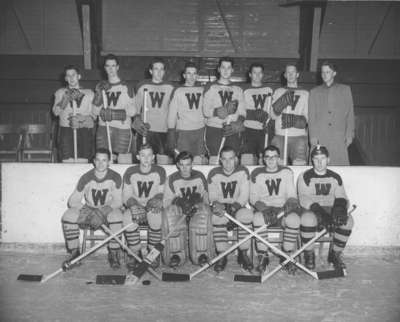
xmin=176 ymin=151 xmax=193 ymax=164
xmin=220 ymin=145 xmax=236 ymax=158
xmin=95 ymin=148 xmax=111 ymax=160
xmin=64 ymin=65 xmax=80 ymax=75
xmin=150 ymin=58 xmax=166 ymax=70
xmin=263 ymin=145 xmax=280 ymax=156
xmin=218 ymin=57 xmax=234 ymax=68
xmin=104 ymin=54 xmax=119 ymax=66
xmin=249 ymin=63 xmax=264 ymax=73
xmin=284 ymin=62 xmax=298 ymax=72
xmin=137 ymin=143 xmax=154 ymax=154
xmin=183 ymin=61 xmax=198 ymax=72
xmin=321 ymin=61 xmax=337 ymax=72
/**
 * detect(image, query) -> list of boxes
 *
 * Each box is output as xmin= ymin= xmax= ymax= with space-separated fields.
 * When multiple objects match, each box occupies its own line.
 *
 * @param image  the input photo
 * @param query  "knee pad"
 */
xmin=253 ymin=211 xmax=265 ymax=227
xmin=147 ymin=209 xmax=162 ymax=230
xmin=282 ymin=212 xmax=300 ymax=229
xmin=189 ymin=204 xmax=215 ymax=264
xmin=157 ymin=154 xmax=172 ymax=165
xmin=162 ymin=205 xmax=188 ymax=265
xmin=62 ymin=208 xmax=80 ymax=223
xmin=235 ymin=208 xmax=254 ymax=224
xmin=240 ymin=153 xmax=257 ymax=165
xmin=301 ymin=210 xmax=317 ymax=227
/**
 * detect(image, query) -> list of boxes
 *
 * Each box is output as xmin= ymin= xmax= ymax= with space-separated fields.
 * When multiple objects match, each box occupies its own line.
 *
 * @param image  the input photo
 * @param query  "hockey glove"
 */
xmin=214 ymin=106 xmax=229 ymax=120
xmin=272 ymin=90 xmax=294 ymax=115
xmin=132 ymin=115 xmax=150 ymax=137
xmin=146 ymin=195 xmax=163 ymax=213
xmin=211 ymin=201 xmax=225 ymax=217
xmin=281 ymin=113 xmax=307 ymax=129
xmin=89 ymin=208 xmax=108 ymax=231
xmin=222 ymin=119 xmax=245 ymax=137
xmin=225 ymin=202 xmax=241 ymax=216
xmin=331 ymin=198 xmax=348 ymax=226
xmin=100 ymin=108 xmax=127 ymax=122
xmin=246 ymin=109 xmax=268 ymax=123
xmin=77 ymin=204 xmax=96 ymax=229
xmin=225 ymin=99 xmax=238 ymax=114
xmin=173 ymin=196 xmax=195 ymax=217
xmin=130 ymin=205 xmax=147 ymax=225
xmin=283 ymin=197 xmax=300 ymax=215
xmin=68 ymin=115 xmax=81 ymax=129
xmin=261 ymin=207 xmax=280 ymax=226
xmin=310 ymin=202 xmax=333 ymax=231
xmin=80 ymin=115 xmax=95 ymax=128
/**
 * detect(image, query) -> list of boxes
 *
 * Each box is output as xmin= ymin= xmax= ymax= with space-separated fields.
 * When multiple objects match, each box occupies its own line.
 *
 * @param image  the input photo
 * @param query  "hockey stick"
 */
xmin=161 ymin=224 xmax=268 ymax=282
xmin=142 ymin=88 xmax=148 ymax=145
xmin=97 ymin=224 xmax=162 ymax=283
xmin=17 ymin=223 xmax=136 ymax=283
xmin=72 ymin=99 xmax=78 ymax=162
xmin=264 ymin=93 xmax=272 ymax=149
xmin=102 ymin=90 xmax=113 ymax=163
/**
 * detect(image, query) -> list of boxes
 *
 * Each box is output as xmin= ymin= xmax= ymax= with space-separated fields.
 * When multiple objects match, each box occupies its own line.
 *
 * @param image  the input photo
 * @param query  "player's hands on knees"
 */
xmin=331 ymin=198 xmax=348 ymax=226
xmin=311 ymin=202 xmax=334 ymax=231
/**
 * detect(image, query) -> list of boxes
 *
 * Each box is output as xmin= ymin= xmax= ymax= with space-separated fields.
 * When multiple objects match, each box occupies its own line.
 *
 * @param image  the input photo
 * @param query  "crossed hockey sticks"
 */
xmin=161 ymin=211 xmax=285 ymax=282
xmin=233 ymin=204 xmax=357 ymax=282
xmin=17 ymin=223 xmax=137 ymax=283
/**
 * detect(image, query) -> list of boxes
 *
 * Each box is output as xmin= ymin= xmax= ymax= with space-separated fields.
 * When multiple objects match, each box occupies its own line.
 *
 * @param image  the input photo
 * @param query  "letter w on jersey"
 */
xmin=218 ymin=90 xmax=233 ymax=105
xmin=221 ymin=181 xmax=237 ymax=199
xmin=92 ymin=189 xmax=108 ymax=206
xmin=185 ymin=93 xmax=201 ymax=110
xmin=137 ymin=181 xmax=154 ymax=198
xmin=265 ymin=179 xmax=281 ymax=196
xmin=106 ymin=92 xmax=121 ymax=107
xmin=180 ymin=186 xmax=197 ymax=198
xmin=149 ymin=92 xmax=165 ymax=108
xmin=290 ymin=95 xmax=300 ymax=111
xmin=315 ymin=183 xmax=331 ymax=195
xmin=252 ymin=94 xmax=268 ymax=109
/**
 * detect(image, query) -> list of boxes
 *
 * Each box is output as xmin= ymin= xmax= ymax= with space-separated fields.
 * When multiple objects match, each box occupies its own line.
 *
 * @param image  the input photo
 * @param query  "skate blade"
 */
xmin=162 ymin=272 xmax=190 ymax=282
xmin=96 ymin=275 xmax=126 ymax=285
xmin=234 ymin=274 xmax=261 ymax=283
xmin=317 ymin=268 xmax=346 ymax=279
xmin=17 ymin=274 xmax=43 ymax=282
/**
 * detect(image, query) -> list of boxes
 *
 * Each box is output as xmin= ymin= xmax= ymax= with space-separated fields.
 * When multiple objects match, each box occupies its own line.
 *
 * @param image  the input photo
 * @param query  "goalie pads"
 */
xmin=222 ymin=119 xmax=245 ymax=137
xmin=162 ymin=205 xmax=188 ymax=266
xmin=331 ymin=198 xmax=348 ymax=226
xmin=310 ymin=202 xmax=333 ymax=231
xmin=272 ymin=90 xmax=294 ymax=115
xmin=188 ymin=203 xmax=215 ymax=265
xmin=281 ymin=113 xmax=307 ymax=129
xmin=99 ymin=108 xmax=127 ymax=122
xmin=132 ymin=115 xmax=150 ymax=136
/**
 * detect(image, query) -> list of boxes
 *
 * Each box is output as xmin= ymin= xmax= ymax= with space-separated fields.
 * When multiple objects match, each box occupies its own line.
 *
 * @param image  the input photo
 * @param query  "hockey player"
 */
xmin=133 ymin=59 xmax=175 ymax=164
xmin=203 ymin=57 xmax=246 ymax=164
xmin=250 ymin=145 xmax=301 ymax=274
xmin=122 ymin=143 xmax=166 ymax=270
xmin=61 ymin=148 xmax=124 ymax=269
xmin=208 ymin=146 xmax=254 ymax=272
xmin=297 ymin=145 xmax=354 ymax=270
xmin=167 ymin=62 xmax=206 ymax=164
xmin=92 ymin=54 xmax=136 ymax=163
xmin=163 ymin=151 xmax=214 ymax=267
xmin=241 ymin=63 xmax=273 ymax=165
xmin=52 ymin=65 xmax=95 ymax=162
xmin=271 ymin=63 xmax=309 ymax=165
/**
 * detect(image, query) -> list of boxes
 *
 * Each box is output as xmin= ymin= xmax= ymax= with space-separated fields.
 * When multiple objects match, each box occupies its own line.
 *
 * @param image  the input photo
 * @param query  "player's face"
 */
xmin=138 ymin=148 xmax=154 ymax=168
xmin=218 ymin=61 xmax=233 ymax=80
xmin=150 ymin=62 xmax=165 ymax=83
xmin=104 ymin=59 xmax=119 ymax=79
xmin=220 ymin=150 xmax=237 ymax=174
xmin=321 ymin=65 xmax=336 ymax=85
xmin=249 ymin=67 xmax=263 ymax=84
xmin=183 ymin=67 xmax=198 ymax=86
xmin=264 ymin=151 xmax=280 ymax=171
xmin=65 ymin=69 xmax=80 ymax=88
xmin=284 ymin=66 xmax=299 ymax=84
xmin=177 ymin=158 xmax=193 ymax=178
xmin=94 ymin=153 xmax=110 ymax=173
xmin=312 ymin=154 xmax=329 ymax=173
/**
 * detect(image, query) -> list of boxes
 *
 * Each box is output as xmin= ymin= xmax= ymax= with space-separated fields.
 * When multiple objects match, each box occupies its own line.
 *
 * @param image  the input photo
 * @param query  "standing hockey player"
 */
xmin=208 ymin=146 xmax=253 ymax=272
xmin=241 ymin=63 xmax=273 ymax=165
xmin=52 ymin=65 xmax=95 ymax=162
xmin=61 ymin=148 xmax=124 ymax=269
xmin=203 ymin=57 xmax=246 ymax=164
xmin=297 ymin=145 xmax=354 ymax=270
xmin=92 ymin=54 xmax=136 ymax=163
xmin=122 ymin=143 xmax=166 ymax=270
xmin=308 ymin=61 xmax=355 ymax=165
xmin=133 ymin=59 xmax=175 ymax=164
xmin=250 ymin=145 xmax=301 ymax=274
xmin=163 ymin=151 xmax=214 ymax=267
xmin=167 ymin=62 xmax=206 ymax=164
xmin=271 ymin=63 xmax=309 ymax=165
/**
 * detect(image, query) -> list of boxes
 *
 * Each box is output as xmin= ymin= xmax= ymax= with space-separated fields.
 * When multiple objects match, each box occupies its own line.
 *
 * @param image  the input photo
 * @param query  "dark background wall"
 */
xmin=0 ymin=0 xmax=399 ymax=165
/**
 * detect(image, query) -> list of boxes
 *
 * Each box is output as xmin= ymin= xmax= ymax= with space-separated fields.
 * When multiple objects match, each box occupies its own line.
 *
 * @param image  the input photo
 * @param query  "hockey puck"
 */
xmin=142 ymin=280 xmax=151 ymax=286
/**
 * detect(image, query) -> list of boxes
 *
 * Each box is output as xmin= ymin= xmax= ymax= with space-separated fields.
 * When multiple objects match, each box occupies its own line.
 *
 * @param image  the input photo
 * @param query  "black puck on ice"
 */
xmin=142 ymin=280 xmax=151 ymax=286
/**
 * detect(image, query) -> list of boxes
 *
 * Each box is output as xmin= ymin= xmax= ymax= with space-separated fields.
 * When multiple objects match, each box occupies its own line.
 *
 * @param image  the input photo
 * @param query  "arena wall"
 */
xmin=1 ymin=163 xmax=400 ymax=247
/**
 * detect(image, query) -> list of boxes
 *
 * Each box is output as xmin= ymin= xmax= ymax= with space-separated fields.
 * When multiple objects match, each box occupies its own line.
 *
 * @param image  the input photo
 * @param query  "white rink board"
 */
xmin=2 ymin=163 xmax=400 ymax=246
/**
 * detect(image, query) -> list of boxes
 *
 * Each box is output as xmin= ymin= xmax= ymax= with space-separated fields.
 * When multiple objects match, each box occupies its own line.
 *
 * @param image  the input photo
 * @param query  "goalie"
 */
xmin=162 ymin=151 xmax=214 ymax=267
xmin=61 ymin=148 xmax=124 ymax=269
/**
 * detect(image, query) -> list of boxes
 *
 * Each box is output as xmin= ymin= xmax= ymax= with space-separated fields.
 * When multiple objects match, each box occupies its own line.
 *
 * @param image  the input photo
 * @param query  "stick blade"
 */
xmin=234 ymin=274 xmax=262 ymax=283
xmin=96 ymin=275 xmax=126 ymax=285
xmin=17 ymin=274 xmax=43 ymax=282
xmin=162 ymin=272 xmax=190 ymax=282
xmin=317 ymin=268 xmax=346 ymax=280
